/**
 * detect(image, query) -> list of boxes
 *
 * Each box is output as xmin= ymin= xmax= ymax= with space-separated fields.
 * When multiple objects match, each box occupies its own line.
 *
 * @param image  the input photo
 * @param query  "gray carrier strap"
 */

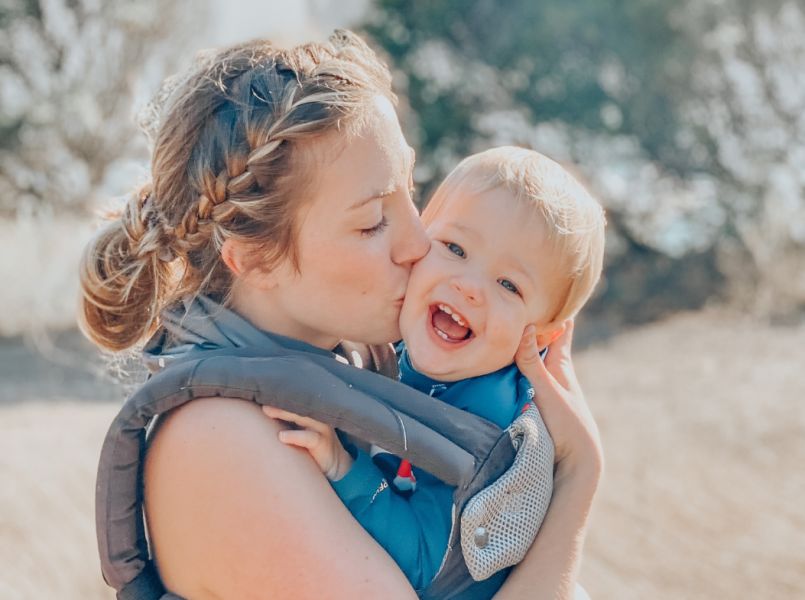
xmin=117 ymin=561 xmax=180 ymax=600
xmin=419 ymin=408 xmax=553 ymax=600
xmin=97 ymin=347 xmax=513 ymax=598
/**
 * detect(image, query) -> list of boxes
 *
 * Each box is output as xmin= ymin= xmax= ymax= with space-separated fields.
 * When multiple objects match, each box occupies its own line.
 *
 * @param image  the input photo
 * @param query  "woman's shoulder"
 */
xmin=143 ymin=397 xmax=283 ymax=596
xmin=145 ymin=397 xmax=294 ymax=507
xmin=150 ymin=395 xmax=267 ymax=440
xmin=144 ymin=395 xmax=416 ymax=599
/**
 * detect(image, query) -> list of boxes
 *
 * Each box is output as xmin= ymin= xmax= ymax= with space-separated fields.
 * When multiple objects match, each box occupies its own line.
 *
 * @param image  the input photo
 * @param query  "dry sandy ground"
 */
xmin=580 ymin=310 xmax=805 ymax=599
xmin=1 ymin=310 xmax=803 ymax=599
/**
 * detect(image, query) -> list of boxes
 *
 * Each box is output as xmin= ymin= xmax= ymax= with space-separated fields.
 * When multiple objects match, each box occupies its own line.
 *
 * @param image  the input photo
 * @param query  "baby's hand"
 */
xmin=262 ymin=406 xmax=354 ymax=481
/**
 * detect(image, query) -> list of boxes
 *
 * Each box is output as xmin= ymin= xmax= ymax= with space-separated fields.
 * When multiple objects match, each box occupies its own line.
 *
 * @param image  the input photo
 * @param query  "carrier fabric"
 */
xmin=96 ymin=297 xmax=550 ymax=599
xmin=460 ymin=406 xmax=554 ymax=581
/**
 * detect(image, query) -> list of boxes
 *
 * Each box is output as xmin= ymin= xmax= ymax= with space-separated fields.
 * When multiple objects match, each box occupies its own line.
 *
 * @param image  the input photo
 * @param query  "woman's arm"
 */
xmin=494 ymin=321 xmax=604 ymax=600
xmin=144 ymin=397 xmax=418 ymax=600
xmin=261 ymin=407 xmax=453 ymax=590
xmin=494 ymin=462 xmax=600 ymax=599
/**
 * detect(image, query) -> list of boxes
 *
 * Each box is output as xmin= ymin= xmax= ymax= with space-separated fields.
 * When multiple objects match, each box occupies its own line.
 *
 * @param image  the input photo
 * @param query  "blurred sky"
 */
xmin=206 ymin=0 xmax=370 ymax=46
xmin=115 ymin=0 xmax=373 ymax=209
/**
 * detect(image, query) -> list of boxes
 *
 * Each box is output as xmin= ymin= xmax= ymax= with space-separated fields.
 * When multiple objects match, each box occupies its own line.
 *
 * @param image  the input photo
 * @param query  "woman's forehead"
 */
xmin=311 ymin=109 xmax=411 ymax=204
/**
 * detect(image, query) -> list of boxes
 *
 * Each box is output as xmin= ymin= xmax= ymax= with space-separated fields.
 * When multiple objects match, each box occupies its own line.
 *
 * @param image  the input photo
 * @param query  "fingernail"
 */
xmin=523 ymin=325 xmax=536 ymax=339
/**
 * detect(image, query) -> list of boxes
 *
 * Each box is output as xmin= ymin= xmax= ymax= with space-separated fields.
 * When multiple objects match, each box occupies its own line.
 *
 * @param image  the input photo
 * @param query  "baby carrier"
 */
xmin=95 ymin=297 xmax=554 ymax=600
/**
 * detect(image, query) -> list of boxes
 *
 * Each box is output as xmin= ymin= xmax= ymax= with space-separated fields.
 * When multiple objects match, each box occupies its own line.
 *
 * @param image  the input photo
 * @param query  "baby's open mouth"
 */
xmin=429 ymin=303 xmax=474 ymax=343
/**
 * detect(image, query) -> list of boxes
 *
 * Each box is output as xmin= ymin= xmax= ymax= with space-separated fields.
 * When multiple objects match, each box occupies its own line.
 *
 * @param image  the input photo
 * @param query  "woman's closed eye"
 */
xmin=444 ymin=241 xmax=465 ymax=258
xmin=360 ymin=215 xmax=389 ymax=237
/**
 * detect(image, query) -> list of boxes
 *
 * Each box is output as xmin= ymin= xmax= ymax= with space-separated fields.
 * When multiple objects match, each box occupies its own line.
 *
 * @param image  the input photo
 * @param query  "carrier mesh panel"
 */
xmin=460 ymin=406 xmax=554 ymax=581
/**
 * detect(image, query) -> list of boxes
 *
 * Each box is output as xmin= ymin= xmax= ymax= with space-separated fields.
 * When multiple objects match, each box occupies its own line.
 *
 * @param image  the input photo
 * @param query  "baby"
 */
xmin=265 ymin=146 xmax=605 ymax=592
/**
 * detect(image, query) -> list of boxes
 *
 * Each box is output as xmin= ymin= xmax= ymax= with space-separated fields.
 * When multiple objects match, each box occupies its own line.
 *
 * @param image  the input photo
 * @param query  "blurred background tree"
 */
xmin=363 ymin=0 xmax=805 ymax=323
xmin=0 ymin=0 xmax=802 ymax=334
xmin=0 ymin=0 xmax=201 ymax=217
xmin=2 ymin=6 xmax=802 ymax=600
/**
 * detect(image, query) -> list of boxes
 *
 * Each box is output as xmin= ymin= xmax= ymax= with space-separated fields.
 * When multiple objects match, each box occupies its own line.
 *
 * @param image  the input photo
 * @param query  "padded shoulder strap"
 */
xmin=118 ymin=561 xmax=180 ymax=600
xmin=97 ymin=349 xmax=506 ymax=597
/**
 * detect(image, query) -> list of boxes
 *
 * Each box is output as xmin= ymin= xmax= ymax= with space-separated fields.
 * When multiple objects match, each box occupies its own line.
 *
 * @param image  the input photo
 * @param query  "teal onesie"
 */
xmin=331 ymin=346 xmax=536 ymax=597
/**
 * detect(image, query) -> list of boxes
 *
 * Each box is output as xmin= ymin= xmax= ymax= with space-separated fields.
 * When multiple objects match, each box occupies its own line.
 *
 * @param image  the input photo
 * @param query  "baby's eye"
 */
xmin=444 ymin=242 xmax=466 ymax=258
xmin=498 ymin=278 xmax=520 ymax=295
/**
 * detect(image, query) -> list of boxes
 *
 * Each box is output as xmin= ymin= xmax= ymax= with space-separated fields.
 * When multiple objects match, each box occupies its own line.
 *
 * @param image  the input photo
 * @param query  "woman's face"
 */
xmin=254 ymin=95 xmax=429 ymax=349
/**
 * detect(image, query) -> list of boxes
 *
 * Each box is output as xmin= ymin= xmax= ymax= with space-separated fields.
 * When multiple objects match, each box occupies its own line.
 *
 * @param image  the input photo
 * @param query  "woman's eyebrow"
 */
xmin=352 ymin=147 xmax=416 ymax=210
xmin=350 ymin=187 xmax=396 ymax=210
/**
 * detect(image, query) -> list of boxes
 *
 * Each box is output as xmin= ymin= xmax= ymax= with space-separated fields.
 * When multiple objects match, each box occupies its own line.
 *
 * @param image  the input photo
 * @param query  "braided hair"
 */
xmin=79 ymin=31 xmax=394 ymax=351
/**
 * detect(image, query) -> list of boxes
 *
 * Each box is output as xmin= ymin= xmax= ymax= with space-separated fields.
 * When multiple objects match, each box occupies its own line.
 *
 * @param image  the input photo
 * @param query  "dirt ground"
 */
xmin=1 ymin=309 xmax=803 ymax=599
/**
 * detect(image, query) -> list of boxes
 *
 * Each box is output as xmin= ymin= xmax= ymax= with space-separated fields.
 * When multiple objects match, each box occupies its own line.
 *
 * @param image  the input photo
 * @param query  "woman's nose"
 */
xmin=450 ymin=276 xmax=484 ymax=306
xmin=392 ymin=205 xmax=430 ymax=266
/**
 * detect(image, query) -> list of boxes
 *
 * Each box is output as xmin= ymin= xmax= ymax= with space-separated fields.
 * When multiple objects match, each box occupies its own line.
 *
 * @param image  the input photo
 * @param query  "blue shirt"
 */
xmin=331 ymin=346 xmax=536 ymax=597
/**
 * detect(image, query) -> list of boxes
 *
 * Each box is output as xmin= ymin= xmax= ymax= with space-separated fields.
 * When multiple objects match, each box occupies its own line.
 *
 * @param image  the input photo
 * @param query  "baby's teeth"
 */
xmin=435 ymin=329 xmax=449 ymax=340
xmin=437 ymin=303 xmax=467 ymax=327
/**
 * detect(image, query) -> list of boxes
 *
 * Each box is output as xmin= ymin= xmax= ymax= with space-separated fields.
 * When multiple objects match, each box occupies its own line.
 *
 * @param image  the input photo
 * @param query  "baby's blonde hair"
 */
xmin=422 ymin=146 xmax=606 ymax=324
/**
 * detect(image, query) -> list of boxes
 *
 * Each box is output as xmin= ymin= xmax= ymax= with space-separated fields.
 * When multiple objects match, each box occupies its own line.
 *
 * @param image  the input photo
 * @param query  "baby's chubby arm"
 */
xmin=261 ymin=405 xmax=354 ymax=481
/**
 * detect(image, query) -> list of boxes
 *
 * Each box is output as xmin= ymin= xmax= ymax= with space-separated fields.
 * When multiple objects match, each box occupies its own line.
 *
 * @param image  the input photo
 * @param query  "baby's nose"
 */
xmin=451 ymin=277 xmax=484 ymax=305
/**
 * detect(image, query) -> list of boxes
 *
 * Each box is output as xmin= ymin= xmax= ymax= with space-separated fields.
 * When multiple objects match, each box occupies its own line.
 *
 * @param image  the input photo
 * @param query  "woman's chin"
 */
xmin=365 ymin=329 xmax=402 ymax=346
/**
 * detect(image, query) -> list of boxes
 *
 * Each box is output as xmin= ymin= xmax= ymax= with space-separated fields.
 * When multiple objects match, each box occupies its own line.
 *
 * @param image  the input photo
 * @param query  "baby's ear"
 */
xmin=534 ymin=321 xmax=567 ymax=351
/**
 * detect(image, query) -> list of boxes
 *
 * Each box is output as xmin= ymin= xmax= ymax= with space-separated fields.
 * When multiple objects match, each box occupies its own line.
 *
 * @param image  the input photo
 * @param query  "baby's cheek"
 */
xmin=501 ymin=313 xmax=528 ymax=350
xmin=404 ymin=256 xmax=435 ymax=300
xmin=398 ymin=298 xmax=416 ymax=339
xmin=486 ymin=326 xmax=521 ymax=365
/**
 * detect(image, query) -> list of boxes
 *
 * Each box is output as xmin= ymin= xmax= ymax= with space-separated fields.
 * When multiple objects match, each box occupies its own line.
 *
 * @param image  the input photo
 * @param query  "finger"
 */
xmin=515 ymin=325 xmax=541 ymax=364
xmin=543 ymin=320 xmax=577 ymax=386
xmin=515 ymin=325 xmax=557 ymax=396
xmin=262 ymin=405 xmax=327 ymax=432
xmin=262 ymin=405 xmax=301 ymax=422
xmin=548 ymin=319 xmax=574 ymax=363
xmin=278 ymin=428 xmax=321 ymax=450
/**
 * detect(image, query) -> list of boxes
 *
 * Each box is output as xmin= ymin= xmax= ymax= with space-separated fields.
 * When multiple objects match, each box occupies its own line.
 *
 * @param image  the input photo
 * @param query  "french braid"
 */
xmin=80 ymin=31 xmax=394 ymax=351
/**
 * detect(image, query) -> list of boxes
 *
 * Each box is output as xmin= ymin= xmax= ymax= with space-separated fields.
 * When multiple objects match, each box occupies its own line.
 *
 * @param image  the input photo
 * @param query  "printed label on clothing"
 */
xmin=370 ymin=478 xmax=389 ymax=504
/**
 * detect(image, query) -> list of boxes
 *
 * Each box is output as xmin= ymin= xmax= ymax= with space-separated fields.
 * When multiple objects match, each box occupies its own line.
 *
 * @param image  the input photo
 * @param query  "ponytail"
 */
xmin=79 ymin=186 xmax=174 ymax=351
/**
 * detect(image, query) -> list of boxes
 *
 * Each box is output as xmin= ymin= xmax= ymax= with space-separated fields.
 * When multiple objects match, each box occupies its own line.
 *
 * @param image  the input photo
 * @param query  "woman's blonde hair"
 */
xmin=423 ymin=146 xmax=606 ymax=325
xmin=80 ymin=31 xmax=394 ymax=352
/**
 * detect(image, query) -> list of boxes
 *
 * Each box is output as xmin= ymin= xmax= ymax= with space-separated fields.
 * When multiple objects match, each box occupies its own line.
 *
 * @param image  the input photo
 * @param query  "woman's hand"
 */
xmin=515 ymin=320 xmax=603 ymax=481
xmin=262 ymin=406 xmax=354 ymax=481
xmin=493 ymin=320 xmax=602 ymax=600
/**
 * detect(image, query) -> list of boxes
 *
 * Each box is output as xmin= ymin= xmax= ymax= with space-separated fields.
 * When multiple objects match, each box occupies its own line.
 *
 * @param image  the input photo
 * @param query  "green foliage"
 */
xmin=363 ymin=0 xmax=805 ymax=318
xmin=365 ymin=0 xmax=703 ymax=185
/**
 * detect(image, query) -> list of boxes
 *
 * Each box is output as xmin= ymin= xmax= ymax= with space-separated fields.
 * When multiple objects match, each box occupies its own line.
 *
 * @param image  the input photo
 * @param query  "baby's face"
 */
xmin=399 ymin=184 xmax=567 ymax=381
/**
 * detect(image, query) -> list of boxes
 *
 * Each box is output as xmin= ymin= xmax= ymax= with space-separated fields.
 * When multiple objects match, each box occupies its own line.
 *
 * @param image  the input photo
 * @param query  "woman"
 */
xmin=80 ymin=31 xmax=602 ymax=599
